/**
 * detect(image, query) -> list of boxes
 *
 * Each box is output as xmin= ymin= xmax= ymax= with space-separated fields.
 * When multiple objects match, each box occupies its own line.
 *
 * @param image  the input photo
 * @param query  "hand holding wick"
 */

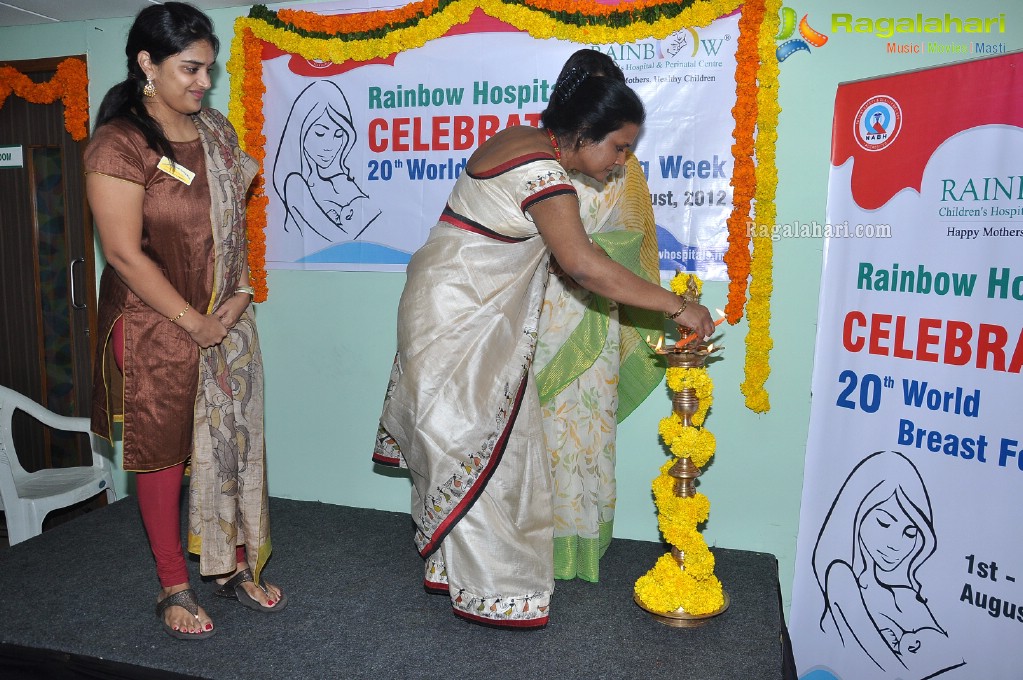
xmin=679 ymin=308 xmax=726 ymax=346
xmin=667 ymin=297 xmax=714 ymax=338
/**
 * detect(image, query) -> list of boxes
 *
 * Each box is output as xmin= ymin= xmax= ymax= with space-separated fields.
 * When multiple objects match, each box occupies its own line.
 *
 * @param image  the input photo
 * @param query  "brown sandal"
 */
xmin=156 ymin=588 xmax=215 ymax=640
xmin=214 ymin=568 xmax=288 ymax=613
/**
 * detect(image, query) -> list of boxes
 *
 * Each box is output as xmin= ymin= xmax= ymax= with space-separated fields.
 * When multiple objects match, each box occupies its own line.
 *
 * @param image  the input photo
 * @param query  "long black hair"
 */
xmin=95 ymin=2 xmax=219 ymax=161
xmin=541 ymin=49 xmax=643 ymax=150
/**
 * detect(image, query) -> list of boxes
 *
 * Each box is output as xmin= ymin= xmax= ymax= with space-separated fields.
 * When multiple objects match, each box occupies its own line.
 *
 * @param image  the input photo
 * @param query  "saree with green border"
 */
xmin=534 ymin=153 xmax=664 ymax=582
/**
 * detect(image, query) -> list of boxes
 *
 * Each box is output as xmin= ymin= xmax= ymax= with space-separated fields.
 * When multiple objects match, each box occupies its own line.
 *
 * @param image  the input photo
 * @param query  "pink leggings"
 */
xmin=113 ymin=317 xmax=245 ymax=588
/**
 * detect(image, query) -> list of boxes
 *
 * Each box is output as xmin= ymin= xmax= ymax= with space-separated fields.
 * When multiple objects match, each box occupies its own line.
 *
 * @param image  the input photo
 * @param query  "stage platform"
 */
xmin=0 ymin=496 xmax=794 ymax=679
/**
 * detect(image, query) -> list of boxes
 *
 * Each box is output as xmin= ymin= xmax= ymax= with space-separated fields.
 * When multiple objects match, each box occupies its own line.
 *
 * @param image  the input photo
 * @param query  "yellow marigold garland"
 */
xmin=637 ymin=456 xmax=723 ymax=614
xmin=478 ymin=0 xmax=738 ymax=43
xmin=636 ymin=553 xmax=724 ymax=615
xmin=635 ymin=271 xmax=723 ymax=616
xmin=669 ymin=427 xmax=715 ymax=466
xmin=669 ymin=272 xmax=703 ymax=297
xmin=740 ymin=0 xmax=780 ymax=413
xmin=664 ymin=367 xmax=712 ymax=424
xmin=0 ymin=58 xmax=89 ymax=141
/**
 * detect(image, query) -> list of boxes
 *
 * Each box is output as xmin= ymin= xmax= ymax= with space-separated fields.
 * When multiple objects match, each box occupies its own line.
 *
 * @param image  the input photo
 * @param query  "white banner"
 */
xmin=261 ymin=3 xmax=739 ymax=277
xmin=789 ymin=53 xmax=1023 ymax=680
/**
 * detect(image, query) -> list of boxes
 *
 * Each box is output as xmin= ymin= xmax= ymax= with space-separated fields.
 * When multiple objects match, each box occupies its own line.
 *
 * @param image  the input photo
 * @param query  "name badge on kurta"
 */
xmin=157 ymin=156 xmax=196 ymax=185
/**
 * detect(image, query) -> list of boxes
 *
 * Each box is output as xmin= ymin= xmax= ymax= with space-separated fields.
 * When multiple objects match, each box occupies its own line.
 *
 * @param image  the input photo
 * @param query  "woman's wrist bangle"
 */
xmin=169 ymin=303 xmax=190 ymax=322
xmin=665 ymin=297 xmax=688 ymax=320
xmin=234 ymin=285 xmax=255 ymax=297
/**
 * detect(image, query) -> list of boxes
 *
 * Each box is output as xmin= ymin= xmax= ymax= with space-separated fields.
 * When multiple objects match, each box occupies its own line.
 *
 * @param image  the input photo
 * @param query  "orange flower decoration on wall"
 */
xmin=0 ymin=58 xmax=89 ymax=141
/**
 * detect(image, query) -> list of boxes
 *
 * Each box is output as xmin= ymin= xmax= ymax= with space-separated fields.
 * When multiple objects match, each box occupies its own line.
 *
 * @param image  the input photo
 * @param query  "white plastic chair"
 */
xmin=0 ymin=384 xmax=117 ymax=545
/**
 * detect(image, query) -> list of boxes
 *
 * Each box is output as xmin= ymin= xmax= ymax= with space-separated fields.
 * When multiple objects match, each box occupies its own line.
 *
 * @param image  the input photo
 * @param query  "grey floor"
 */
xmin=1 ymin=496 xmax=792 ymax=680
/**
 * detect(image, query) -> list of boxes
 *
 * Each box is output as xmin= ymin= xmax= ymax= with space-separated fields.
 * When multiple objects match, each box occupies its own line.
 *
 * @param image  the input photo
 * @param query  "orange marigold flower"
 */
xmin=0 ymin=58 xmax=89 ymax=140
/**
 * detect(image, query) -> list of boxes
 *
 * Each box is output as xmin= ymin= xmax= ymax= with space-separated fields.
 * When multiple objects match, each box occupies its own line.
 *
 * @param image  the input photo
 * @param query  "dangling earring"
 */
xmin=143 ymin=78 xmax=157 ymax=98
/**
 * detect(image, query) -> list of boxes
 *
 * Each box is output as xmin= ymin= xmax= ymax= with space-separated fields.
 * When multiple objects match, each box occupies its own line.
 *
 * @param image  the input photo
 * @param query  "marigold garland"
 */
xmin=669 ymin=423 xmax=715 ymax=465
xmin=524 ymin=0 xmax=706 ymax=16
xmin=278 ymin=1 xmax=440 ymax=35
xmin=664 ymin=367 xmax=712 ymax=424
xmin=635 ymin=272 xmax=723 ymax=616
xmin=722 ymin=0 xmax=759 ymax=324
xmin=227 ymin=0 xmax=778 ymax=411
xmin=669 ymin=272 xmax=703 ymax=298
xmin=635 ymin=553 xmax=724 ymax=613
xmin=740 ymin=0 xmax=780 ymax=413
xmin=478 ymin=0 xmax=737 ymax=42
xmin=0 ymin=58 xmax=89 ymax=141
xmin=263 ymin=0 xmax=739 ymax=43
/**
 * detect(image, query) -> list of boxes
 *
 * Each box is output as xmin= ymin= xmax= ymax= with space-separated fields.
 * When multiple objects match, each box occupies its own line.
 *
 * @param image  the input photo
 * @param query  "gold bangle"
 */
xmin=234 ymin=285 xmax=255 ymax=297
xmin=665 ymin=297 xmax=688 ymax=320
xmin=169 ymin=303 xmax=190 ymax=322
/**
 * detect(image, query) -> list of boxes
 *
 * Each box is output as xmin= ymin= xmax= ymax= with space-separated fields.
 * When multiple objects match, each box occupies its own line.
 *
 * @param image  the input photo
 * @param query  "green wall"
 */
xmin=2 ymin=0 xmax=1017 ymax=611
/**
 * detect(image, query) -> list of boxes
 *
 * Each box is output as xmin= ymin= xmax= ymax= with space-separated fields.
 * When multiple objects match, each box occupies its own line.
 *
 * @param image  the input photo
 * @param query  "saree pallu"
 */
xmin=184 ymin=108 xmax=272 ymax=582
xmin=375 ymin=154 xmax=574 ymax=627
xmin=534 ymin=154 xmax=664 ymax=582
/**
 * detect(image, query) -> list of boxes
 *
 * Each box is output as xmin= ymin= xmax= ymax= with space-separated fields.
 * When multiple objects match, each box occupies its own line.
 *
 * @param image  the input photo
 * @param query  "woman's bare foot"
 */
xmin=158 ymin=583 xmax=214 ymax=635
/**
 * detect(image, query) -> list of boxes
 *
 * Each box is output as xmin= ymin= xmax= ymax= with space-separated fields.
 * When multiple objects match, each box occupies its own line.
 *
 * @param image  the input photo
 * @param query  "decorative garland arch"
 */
xmin=227 ymin=0 xmax=778 ymax=411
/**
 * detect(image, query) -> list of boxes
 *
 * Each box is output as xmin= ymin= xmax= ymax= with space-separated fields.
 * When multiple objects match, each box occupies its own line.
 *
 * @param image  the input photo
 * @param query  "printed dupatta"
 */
xmin=185 ymin=108 xmax=272 ymax=581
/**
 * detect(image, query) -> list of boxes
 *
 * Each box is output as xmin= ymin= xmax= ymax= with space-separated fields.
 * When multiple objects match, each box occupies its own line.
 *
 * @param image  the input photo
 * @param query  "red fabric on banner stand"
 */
xmin=831 ymin=51 xmax=1023 ymax=210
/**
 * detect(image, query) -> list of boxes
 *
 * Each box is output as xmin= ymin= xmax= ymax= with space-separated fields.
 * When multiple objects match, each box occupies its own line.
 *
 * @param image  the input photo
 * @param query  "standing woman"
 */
xmin=87 ymin=2 xmax=285 ymax=640
xmin=373 ymin=49 xmax=714 ymax=629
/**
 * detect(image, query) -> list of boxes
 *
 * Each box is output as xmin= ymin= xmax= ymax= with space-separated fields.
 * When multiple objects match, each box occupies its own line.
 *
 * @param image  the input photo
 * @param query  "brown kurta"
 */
xmin=86 ymin=119 xmax=217 ymax=472
xmin=86 ymin=109 xmax=270 ymax=579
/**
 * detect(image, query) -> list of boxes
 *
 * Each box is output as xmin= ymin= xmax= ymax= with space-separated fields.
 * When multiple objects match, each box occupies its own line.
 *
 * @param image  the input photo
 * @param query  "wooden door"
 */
xmin=0 ymin=56 xmax=96 ymax=472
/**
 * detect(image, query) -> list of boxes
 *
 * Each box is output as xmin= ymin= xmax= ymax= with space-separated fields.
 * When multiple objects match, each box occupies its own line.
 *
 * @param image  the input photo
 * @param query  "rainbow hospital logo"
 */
xmin=776 ymin=7 xmax=828 ymax=62
xmin=853 ymin=95 xmax=902 ymax=151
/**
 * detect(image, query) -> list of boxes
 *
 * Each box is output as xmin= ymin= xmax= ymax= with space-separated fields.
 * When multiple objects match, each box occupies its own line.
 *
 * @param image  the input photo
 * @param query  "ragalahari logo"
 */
xmin=776 ymin=7 xmax=828 ymax=62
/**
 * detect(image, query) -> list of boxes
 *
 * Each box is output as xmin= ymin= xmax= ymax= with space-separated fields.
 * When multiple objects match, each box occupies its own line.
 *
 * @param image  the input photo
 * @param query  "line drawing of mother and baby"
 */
xmin=272 ymin=80 xmax=382 ymax=248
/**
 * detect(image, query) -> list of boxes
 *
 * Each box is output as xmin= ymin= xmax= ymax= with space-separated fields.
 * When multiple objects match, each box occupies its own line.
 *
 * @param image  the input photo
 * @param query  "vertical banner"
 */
xmin=789 ymin=52 xmax=1023 ymax=680
xmin=260 ymin=3 xmax=738 ymax=277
